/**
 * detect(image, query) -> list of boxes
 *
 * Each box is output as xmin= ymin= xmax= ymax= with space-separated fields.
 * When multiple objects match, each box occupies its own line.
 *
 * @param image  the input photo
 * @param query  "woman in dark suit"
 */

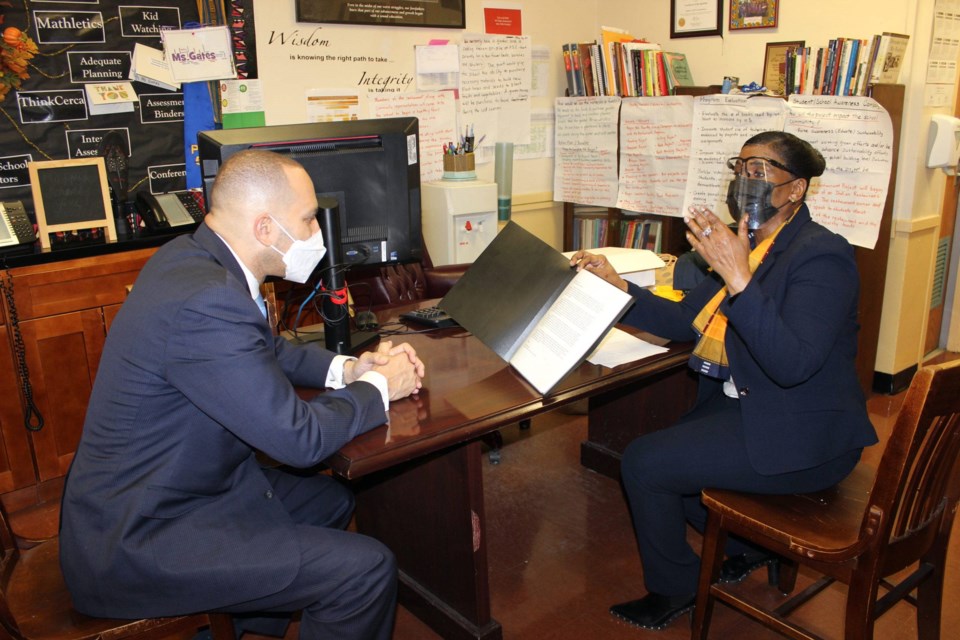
xmin=570 ymin=131 xmax=878 ymax=631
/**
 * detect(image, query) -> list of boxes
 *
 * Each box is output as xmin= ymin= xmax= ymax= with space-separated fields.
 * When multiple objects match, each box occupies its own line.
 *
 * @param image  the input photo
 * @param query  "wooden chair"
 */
xmin=692 ymin=359 xmax=960 ymax=640
xmin=0 ymin=499 xmax=236 ymax=639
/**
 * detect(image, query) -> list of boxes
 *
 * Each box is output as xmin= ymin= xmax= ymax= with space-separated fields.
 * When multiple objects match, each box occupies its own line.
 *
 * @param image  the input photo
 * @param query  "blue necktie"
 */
xmin=255 ymin=294 xmax=267 ymax=319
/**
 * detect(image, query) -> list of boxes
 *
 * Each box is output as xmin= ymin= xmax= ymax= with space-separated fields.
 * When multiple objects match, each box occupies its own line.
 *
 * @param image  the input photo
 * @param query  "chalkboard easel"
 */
xmin=28 ymin=158 xmax=118 ymax=250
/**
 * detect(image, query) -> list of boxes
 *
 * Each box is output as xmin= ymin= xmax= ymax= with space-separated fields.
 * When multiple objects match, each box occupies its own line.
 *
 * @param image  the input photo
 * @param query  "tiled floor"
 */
xmin=255 ymin=354 xmax=960 ymax=639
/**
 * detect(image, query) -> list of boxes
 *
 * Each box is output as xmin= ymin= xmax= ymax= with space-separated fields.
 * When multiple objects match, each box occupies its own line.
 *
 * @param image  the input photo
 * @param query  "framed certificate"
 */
xmin=671 ymin=0 xmax=722 ymax=39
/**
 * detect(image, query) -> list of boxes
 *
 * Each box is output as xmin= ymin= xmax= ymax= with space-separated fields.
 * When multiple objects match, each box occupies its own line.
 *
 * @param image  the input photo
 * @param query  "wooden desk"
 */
xmin=325 ymin=302 xmax=696 ymax=640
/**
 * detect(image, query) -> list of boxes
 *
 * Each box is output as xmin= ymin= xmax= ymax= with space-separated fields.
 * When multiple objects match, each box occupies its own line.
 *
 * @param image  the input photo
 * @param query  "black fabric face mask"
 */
xmin=725 ymin=176 xmax=798 ymax=229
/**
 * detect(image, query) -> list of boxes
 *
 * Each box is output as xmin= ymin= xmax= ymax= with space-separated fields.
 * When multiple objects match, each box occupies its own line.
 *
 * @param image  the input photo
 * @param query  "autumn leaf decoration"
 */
xmin=0 ymin=6 xmax=39 ymax=103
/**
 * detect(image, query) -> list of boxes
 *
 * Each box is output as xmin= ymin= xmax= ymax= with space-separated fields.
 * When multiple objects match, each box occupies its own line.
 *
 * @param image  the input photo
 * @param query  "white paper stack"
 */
xmin=562 ymin=246 xmax=665 ymax=288
xmin=129 ymin=43 xmax=180 ymax=92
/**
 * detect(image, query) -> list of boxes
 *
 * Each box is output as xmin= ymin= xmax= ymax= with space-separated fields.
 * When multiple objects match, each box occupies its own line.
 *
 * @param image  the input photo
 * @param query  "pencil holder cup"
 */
xmin=442 ymin=153 xmax=476 ymax=181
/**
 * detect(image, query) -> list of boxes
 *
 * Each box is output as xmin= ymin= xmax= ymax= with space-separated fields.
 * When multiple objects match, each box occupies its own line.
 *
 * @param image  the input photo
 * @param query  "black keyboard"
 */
xmin=400 ymin=305 xmax=459 ymax=328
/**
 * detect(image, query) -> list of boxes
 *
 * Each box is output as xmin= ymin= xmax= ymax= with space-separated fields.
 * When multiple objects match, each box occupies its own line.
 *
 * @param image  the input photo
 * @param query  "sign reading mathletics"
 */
xmin=34 ymin=11 xmax=106 ymax=44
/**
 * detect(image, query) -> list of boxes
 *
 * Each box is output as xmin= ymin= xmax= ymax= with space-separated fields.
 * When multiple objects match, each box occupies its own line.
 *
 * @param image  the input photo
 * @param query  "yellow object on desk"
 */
xmin=652 ymin=255 xmax=683 ymax=299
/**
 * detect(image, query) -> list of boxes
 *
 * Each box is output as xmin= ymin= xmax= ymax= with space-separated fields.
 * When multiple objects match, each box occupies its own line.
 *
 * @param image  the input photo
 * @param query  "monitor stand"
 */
xmin=282 ymin=324 xmax=379 ymax=354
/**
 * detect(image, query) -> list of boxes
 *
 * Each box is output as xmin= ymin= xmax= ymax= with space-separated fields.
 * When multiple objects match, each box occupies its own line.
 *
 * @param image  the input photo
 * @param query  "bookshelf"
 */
xmin=562 ymin=204 xmax=690 ymax=255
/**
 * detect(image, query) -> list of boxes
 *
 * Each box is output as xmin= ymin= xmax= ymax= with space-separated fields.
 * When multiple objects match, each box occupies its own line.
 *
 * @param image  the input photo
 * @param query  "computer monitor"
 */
xmin=197 ymin=117 xmax=422 ymax=267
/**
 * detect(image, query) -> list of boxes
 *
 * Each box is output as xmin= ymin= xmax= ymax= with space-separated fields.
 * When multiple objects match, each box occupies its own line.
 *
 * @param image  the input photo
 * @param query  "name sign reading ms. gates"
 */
xmin=119 ymin=6 xmax=182 ymax=38
xmin=34 ymin=11 xmax=105 ymax=44
xmin=17 ymin=90 xmax=88 ymax=124
xmin=139 ymin=93 xmax=184 ymax=123
xmin=148 ymin=163 xmax=187 ymax=193
xmin=0 ymin=154 xmax=33 ymax=190
xmin=68 ymin=51 xmax=131 ymax=83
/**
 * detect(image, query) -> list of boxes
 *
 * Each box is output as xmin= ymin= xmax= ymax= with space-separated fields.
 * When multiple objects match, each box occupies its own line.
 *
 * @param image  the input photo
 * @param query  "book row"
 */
xmin=780 ymin=32 xmax=909 ymax=96
xmin=561 ymin=26 xmax=694 ymax=98
xmin=571 ymin=214 xmax=662 ymax=253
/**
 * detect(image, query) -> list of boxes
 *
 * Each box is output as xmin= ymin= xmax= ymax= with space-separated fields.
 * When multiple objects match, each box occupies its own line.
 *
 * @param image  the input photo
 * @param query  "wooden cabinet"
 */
xmin=0 ymin=321 xmax=37 ymax=495
xmin=0 ymin=248 xmax=156 ymax=504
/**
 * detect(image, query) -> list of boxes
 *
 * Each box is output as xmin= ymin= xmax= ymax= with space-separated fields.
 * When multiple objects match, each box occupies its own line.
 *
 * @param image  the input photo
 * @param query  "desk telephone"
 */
xmin=0 ymin=201 xmax=37 ymax=248
xmin=135 ymin=190 xmax=206 ymax=230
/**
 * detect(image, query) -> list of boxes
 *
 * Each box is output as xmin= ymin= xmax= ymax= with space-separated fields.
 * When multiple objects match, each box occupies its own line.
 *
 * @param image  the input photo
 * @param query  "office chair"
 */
xmin=692 ymin=358 xmax=960 ymax=639
xmin=0 ymin=498 xmax=235 ymax=639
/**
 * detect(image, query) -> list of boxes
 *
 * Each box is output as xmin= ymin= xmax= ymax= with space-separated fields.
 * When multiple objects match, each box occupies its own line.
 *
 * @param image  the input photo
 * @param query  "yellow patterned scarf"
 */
xmin=688 ymin=219 xmax=791 ymax=379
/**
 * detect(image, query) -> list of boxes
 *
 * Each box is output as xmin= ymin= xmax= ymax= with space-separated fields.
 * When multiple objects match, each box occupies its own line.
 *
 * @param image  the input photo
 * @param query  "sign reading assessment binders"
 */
xmin=160 ymin=26 xmax=236 ymax=83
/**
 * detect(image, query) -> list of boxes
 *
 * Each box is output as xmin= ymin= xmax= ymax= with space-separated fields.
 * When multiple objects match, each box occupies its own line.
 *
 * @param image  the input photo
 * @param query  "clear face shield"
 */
xmin=724 ymin=156 xmax=799 ymax=229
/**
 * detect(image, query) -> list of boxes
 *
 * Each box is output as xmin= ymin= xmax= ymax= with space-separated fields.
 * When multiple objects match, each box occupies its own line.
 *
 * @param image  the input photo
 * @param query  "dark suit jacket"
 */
xmin=59 ymin=223 xmax=387 ymax=618
xmin=621 ymin=205 xmax=877 ymax=475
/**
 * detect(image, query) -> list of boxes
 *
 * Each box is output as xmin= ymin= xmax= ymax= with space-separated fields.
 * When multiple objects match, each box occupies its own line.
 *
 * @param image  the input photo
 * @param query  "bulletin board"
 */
xmin=0 ymin=0 xmax=201 ymax=219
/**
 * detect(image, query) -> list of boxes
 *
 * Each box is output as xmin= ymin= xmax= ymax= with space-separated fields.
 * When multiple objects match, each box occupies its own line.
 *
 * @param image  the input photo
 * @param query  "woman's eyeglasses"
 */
xmin=726 ymin=156 xmax=796 ymax=179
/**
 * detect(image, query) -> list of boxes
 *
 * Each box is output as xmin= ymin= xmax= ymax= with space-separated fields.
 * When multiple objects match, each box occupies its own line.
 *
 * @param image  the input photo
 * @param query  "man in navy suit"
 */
xmin=59 ymin=149 xmax=424 ymax=639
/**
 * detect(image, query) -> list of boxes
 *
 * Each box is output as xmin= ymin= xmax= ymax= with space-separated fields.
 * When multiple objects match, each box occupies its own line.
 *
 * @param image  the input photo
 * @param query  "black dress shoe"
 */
xmin=610 ymin=592 xmax=696 ymax=630
xmin=720 ymin=552 xmax=780 ymax=585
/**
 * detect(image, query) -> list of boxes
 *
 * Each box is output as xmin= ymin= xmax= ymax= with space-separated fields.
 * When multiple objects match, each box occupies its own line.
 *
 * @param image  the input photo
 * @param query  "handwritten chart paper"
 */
xmin=459 ymin=35 xmax=531 ymax=144
xmin=786 ymin=96 xmax=891 ymax=249
xmin=368 ymin=91 xmax=457 ymax=182
xmin=617 ymin=96 xmax=693 ymax=216
xmin=555 ymin=94 xmax=894 ymax=250
xmin=554 ymin=97 xmax=621 ymax=207
xmin=681 ymin=95 xmax=787 ymax=219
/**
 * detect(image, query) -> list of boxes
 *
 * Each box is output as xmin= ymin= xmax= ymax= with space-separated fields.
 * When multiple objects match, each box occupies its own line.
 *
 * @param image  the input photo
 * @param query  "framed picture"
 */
xmin=671 ymin=0 xmax=722 ymax=39
xmin=296 ymin=0 xmax=466 ymax=29
xmin=763 ymin=40 xmax=804 ymax=96
xmin=729 ymin=0 xmax=779 ymax=30
xmin=28 ymin=158 xmax=117 ymax=249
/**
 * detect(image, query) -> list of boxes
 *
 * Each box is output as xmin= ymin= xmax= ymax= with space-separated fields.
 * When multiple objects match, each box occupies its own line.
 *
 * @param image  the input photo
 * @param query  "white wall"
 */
xmin=253 ymin=0 xmax=603 ymax=199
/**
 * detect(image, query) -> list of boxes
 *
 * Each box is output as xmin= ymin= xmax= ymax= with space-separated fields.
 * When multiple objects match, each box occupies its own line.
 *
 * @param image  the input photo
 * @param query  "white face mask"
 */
xmin=269 ymin=216 xmax=326 ymax=284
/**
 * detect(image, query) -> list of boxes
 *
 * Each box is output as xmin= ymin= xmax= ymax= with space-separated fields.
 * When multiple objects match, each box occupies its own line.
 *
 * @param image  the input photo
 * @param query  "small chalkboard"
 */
xmin=28 ymin=158 xmax=117 ymax=249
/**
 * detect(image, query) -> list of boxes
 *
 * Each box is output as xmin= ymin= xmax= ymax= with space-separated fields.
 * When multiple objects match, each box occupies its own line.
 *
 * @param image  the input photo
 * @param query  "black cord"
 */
xmin=1 ymin=270 xmax=44 ymax=431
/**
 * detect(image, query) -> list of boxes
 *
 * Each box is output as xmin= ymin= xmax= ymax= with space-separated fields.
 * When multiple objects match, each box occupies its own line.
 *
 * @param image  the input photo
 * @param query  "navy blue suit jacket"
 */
xmin=621 ymin=205 xmax=877 ymax=475
xmin=59 ymin=223 xmax=387 ymax=617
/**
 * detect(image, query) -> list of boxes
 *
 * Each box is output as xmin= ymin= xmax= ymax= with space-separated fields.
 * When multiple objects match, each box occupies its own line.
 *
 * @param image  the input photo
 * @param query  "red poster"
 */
xmin=484 ymin=8 xmax=522 ymax=36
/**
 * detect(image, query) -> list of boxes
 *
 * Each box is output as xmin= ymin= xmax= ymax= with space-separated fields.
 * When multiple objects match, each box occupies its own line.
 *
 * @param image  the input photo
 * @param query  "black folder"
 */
xmin=439 ymin=221 xmax=633 ymax=394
